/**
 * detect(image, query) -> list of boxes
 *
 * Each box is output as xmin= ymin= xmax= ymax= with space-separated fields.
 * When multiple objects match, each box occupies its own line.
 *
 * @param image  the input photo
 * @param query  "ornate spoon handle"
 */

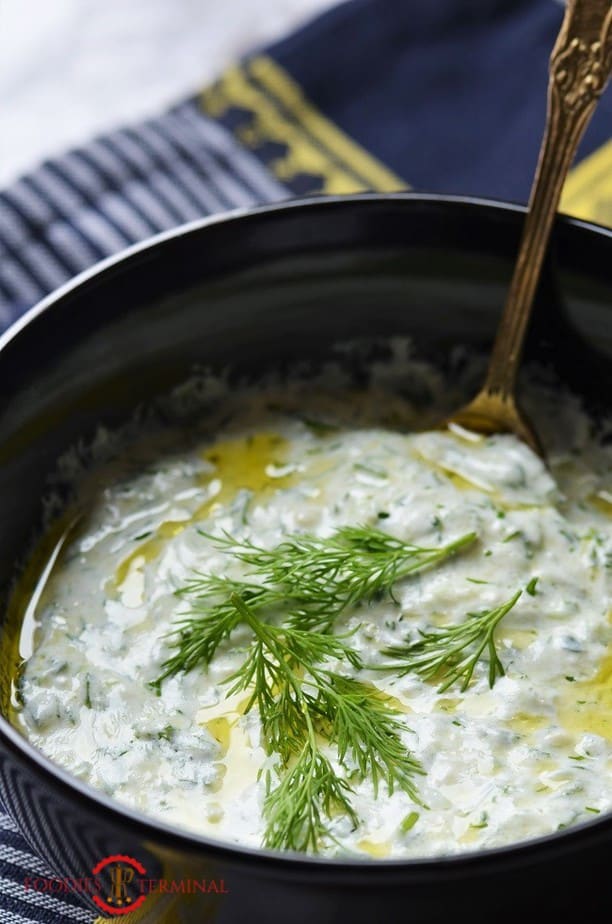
xmin=483 ymin=0 xmax=612 ymax=399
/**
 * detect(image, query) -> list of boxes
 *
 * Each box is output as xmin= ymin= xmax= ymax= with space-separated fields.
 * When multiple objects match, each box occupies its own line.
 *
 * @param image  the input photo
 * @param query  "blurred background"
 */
xmin=0 ymin=0 xmax=334 ymax=186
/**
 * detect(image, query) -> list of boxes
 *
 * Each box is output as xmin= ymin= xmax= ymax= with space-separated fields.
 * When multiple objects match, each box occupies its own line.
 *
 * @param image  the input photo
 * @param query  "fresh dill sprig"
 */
xmin=379 ymin=588 xmax=526 ymax=692
xmin=197 ymin=525 xmax=477 ymax=632
xmin=262 ymin=735 xmax=358 ymax=853
xmin=224 ymin=595 xmax=361 ymax=760
xmin=154 ymin=524 xmax=477 ymax=850
xmin=318 ymin=674 xmax=424 ymax=800
xmin=224 ymin=595 xmax=424 ymax=851
xmin=157 ymin=526 xmax=476 ymax=683
xmin=156 ymin=577 xmax=283 ymax=684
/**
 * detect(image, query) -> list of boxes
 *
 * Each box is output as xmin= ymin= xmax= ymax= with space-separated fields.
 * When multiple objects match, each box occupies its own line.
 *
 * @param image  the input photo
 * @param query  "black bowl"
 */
xmin=0 ymin=194 xmax=611 ymax=924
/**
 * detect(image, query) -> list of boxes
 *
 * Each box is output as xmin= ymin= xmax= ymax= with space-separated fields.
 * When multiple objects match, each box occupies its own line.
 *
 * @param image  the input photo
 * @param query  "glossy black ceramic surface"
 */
xmin=0 ymin=194 xmax=611 ymax=923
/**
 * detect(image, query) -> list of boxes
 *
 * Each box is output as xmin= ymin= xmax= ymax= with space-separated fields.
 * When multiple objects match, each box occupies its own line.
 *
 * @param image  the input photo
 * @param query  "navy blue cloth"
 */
xmin=269 ymin=0 xmax=610 ymax=202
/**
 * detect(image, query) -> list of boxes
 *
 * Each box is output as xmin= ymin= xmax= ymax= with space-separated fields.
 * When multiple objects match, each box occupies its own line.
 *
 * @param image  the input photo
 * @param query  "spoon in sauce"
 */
xmin=446 ymin=0 xmax=612 ymax=455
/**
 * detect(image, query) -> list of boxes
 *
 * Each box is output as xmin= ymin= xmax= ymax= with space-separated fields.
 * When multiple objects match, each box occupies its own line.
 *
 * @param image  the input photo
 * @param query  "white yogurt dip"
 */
xmin=11 ymin=344 xmax=612 ymax=858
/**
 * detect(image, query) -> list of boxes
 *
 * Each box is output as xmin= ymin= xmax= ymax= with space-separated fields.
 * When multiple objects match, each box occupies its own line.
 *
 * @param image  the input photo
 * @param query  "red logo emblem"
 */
xmin=91 ymin=855 xmax=147 ymax=916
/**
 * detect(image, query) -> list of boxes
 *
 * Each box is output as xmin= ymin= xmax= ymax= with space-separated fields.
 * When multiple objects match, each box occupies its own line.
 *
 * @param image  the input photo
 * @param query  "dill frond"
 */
xmin=262 ymin=739 xmax=358 ymax=853
xmin=380 ymin=589 xmax=526 ymax=692
xmin=226 ymin=595 xmax=423 ymax=851
xmin=154 ymin=525 xmax=480 ymax=851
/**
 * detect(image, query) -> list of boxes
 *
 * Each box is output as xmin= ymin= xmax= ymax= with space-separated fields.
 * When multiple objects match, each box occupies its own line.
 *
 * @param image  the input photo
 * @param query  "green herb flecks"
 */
xmin=399 ymin=811 xmax=420 ymax=834
xmin=526 ymin=576 xmax=539 ymax=596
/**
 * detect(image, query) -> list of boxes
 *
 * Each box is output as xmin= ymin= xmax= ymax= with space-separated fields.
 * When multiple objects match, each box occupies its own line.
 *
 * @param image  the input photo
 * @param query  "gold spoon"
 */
xmin=447 ymin=0 xmax=612 ymax=454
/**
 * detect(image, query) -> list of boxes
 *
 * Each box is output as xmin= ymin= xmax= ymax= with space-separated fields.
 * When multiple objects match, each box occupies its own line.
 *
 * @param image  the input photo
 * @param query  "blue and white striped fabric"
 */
xmin=0 ymin=809 xmax=93 ymax=923
xmin=0 ymin=98 xmax=289 ymax=333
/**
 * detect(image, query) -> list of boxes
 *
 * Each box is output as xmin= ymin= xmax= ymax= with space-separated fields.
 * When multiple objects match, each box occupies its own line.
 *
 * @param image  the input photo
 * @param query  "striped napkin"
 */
xmin=1 ymin=1 xmax=611 ymax=921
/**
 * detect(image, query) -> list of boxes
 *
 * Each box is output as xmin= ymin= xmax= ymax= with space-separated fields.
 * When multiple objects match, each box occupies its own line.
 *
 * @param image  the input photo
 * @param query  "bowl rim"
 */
xmin=2 ymin=189 xmax=611 ymax=359
xmin=2 ymin=190 xmax=612 ymax=878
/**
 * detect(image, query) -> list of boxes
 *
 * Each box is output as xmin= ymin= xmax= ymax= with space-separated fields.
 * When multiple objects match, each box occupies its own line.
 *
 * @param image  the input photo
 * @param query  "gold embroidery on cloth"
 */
xmin=201 ymin=55 xmax=406 ymax=194
xmin=202 ymin=54 xmax=610 ymax=221
xmin=562 ymin=139 xmax=612 ymax=225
